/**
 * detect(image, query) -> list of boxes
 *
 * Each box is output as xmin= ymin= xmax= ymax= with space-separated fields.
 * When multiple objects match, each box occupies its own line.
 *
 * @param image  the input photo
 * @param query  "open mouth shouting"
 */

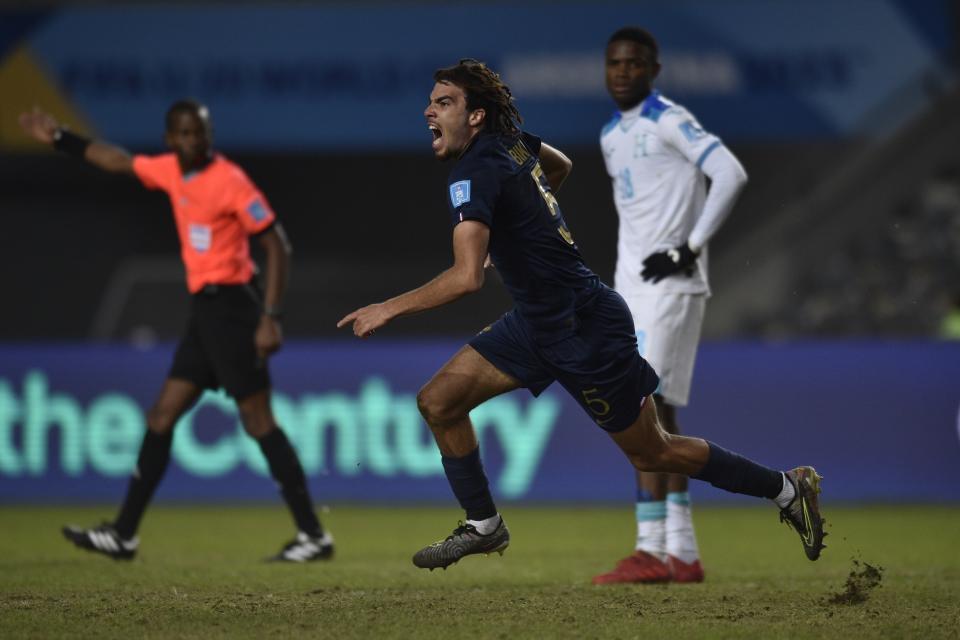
xmin=428 ymin=122 xmax=443 ymax=152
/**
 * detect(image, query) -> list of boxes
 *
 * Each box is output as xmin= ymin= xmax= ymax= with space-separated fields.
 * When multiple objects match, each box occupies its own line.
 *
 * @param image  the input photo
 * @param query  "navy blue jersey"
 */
xmin=447 ymin=130 xmax=600 ymax=342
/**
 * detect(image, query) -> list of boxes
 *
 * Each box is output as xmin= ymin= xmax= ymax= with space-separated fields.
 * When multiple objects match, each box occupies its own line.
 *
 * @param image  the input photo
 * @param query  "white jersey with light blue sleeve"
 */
xmin=601 ymin=90 xmax=732 ymax=296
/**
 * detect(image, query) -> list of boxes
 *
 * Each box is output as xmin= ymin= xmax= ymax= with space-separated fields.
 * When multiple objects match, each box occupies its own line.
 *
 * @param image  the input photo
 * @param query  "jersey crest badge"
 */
xmin=450 ymin=180 xmax=471 ymax=207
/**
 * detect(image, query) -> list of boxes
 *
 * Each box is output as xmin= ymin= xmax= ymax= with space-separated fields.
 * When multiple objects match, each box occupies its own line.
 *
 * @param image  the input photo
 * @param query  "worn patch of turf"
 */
xmin=826 ymin=558 xmax=884 ymax=605
xmin=1 ymin=505 xmax=957 ymax=638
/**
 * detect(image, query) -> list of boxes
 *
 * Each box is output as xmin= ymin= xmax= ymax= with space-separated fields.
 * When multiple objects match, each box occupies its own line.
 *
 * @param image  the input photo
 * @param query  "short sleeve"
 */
xmin=132 ymin=154 xmax=175 ymax=191
xmin=447 ymin=161 xmax=500 ymax=228
xmin=658 ymin=107 xmax=723 ymax=170
xmin=227 ymin=167 xmax=276 ymax=234
xmin=520 ymin=131 xmax=542 ymax=156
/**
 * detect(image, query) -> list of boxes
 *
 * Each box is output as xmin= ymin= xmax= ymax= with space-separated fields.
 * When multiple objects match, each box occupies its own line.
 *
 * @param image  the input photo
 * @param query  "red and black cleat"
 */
xmin=667 ymin=555 xmax=705 ymax=583
xmin=592 ymin=550 xmax=671 ymax=585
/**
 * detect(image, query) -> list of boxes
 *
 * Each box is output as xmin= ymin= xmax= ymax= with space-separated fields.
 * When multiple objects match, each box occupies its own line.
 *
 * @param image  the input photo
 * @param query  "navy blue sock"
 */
xmin=114 ymin=429 xmax=172 ymax=539
xmin=441 ymin=447 xmax=497 ymax=521
xmin=691 ymin=441 xmax=783 ymax=499
xmin=258 ymin=428 xmax=323 ymax=537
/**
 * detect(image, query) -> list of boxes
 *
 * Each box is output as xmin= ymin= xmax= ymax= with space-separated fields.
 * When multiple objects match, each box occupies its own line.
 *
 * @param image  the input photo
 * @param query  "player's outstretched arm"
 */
xmin=538 ymin=142 xmax=573 ymax=192
xmin=337 ymin=220 xmax=489 ymax=338
xmin=18 ymin=107 xmax=133 ymax=175
xmin=253 ymin=223 xmax=292 ymax=358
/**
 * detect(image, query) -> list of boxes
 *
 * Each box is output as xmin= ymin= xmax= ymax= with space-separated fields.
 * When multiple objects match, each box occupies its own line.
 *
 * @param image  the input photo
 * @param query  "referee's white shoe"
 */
xmin=270 ymin=531 xmax=335 ymax=562
xmin=62 ymin=523 xmax=138 ymax=560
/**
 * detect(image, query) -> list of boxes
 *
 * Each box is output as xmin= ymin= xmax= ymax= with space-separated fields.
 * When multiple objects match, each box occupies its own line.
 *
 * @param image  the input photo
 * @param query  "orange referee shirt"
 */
xmin=132 ymin=153 xmax=276 ymax=293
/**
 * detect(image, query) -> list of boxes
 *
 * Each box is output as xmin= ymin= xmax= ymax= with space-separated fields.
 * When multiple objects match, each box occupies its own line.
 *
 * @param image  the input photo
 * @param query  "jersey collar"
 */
xmin=622 ymin=89 xmax=662 ymax=115
xmin=615 ymin=90 xmax=659 ymax=129
xmin=615 ymin=90 xmax=668 ymax=131
xmin=180 ymin=152 xmax=219 ymax=182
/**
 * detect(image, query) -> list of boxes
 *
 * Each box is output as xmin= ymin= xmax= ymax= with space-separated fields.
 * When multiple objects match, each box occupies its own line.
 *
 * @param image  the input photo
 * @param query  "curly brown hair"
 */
xmin=433 ymin=59 xmax=522 ymax=136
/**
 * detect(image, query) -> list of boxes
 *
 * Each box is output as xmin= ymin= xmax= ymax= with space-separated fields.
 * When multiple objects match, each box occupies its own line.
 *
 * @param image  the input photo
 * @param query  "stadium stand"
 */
xmin=708 ymin=87 xmax=960 ymax=338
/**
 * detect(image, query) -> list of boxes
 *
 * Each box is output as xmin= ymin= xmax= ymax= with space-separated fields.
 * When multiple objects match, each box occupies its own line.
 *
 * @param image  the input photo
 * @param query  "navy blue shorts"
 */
xmin=470 ymin=285 xmax=659 ymax=432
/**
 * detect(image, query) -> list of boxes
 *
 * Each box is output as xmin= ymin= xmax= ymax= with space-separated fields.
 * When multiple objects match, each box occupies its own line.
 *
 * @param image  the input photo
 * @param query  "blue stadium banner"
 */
xmin=1 ymin=341 xmax=958 ymax=504
xmin=0 ymin=0 xmax=953 ymax=150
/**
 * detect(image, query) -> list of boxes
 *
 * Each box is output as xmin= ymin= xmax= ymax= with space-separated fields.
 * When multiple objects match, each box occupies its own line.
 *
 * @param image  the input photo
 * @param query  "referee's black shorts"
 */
xmin=168 ymin=281 xmax=270 ymax=400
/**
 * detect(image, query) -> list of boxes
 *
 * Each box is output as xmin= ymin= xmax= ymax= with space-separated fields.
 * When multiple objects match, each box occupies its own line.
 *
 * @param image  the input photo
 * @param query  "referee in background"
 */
xmin=19 ymin=101 xmax=333 ymax=562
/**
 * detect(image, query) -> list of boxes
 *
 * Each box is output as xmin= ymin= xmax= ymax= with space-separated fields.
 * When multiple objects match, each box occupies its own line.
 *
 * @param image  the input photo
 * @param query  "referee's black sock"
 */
xmin=691 ymin=440 xmax=783 ymax=499
xmin=114 ymin=429 xmax=173 ymax=539
xmin=441 ymin=446 xmax=498 ymax=521
xmin=257 ymin=428 xmax=324 ymax=538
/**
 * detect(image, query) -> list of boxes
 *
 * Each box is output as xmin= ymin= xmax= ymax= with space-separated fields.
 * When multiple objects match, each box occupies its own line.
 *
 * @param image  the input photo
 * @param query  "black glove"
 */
xmin=641 ymin=243 xmax=699 ymax=283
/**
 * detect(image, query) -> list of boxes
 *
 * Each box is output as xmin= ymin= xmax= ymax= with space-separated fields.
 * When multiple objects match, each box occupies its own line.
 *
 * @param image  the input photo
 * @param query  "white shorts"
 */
xmin=621 ymin=291 xmax=706 ymax=407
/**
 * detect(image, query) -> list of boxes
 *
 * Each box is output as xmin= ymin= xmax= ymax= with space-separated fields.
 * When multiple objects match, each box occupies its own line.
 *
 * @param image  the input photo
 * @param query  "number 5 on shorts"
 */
xmin=581 ymin=388 xmax=613 ymax=426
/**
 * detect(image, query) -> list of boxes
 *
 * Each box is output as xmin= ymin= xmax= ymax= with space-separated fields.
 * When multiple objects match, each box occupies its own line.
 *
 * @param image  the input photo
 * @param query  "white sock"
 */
xmin=635 ymin=501 xmax=667 ymax=561
xmin=466 ymin=513 xmax=501 ymax=535
xmin=773 ymin=472 xmax=796 ymax=509
xmin=666 ymin=492 xmax=700 ymax=564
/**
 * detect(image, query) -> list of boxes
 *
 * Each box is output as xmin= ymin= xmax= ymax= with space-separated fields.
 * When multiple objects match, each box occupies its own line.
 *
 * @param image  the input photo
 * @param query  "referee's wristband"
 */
xmin=264 ymin=306 xmax=284 ymax=320
xmin=52 ymin=128 xmax=91 ymax=159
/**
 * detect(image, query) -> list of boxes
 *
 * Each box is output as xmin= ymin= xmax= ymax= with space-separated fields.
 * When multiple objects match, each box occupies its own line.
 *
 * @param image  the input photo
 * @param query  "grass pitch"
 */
xmin=1 ymin=504 xmax=958 ymax=639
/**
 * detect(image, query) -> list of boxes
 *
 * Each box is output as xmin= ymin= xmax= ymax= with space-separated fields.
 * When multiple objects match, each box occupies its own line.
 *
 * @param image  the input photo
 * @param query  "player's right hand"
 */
xmin=18 ymin=108 xmax=59 ymax=145
xmin=255 ymin=314 xmax=283 ymax=359
xmin=337 ymin=303 xmax=392 ymax=338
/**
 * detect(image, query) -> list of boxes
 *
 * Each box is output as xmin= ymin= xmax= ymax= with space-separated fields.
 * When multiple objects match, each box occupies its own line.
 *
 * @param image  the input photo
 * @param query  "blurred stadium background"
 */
xmin=1 ymin=0 xmax=959 ymax=548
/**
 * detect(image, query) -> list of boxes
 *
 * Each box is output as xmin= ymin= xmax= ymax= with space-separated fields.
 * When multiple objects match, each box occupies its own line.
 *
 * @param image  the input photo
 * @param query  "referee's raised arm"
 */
xmin=18 ymin=107 xmax=133 ymax=175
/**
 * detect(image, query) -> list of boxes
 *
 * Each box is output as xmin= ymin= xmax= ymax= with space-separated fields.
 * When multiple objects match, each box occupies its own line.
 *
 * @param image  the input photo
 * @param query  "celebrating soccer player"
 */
xmin=19 ymin=101 xmax=333 ymax=562
xmin=592 ymin=27 xmax=750 ymax=585
xmin=337 ymin=59 xmax=825 ymax=570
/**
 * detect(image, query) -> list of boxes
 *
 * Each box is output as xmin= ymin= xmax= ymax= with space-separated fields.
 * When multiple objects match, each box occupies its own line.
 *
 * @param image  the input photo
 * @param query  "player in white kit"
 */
xmin=592 ymin=27 xmax=749 ymax=584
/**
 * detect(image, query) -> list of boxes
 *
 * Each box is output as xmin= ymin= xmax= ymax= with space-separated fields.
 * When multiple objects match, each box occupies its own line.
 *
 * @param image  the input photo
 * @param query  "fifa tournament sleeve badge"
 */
xmin=450 ymin=180 xmax=472 ymax=208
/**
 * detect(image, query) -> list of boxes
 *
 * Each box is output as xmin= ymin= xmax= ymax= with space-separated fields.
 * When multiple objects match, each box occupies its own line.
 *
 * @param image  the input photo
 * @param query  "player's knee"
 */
xmin=239 ymin=409 xmax=274 ymax=439
xmin=416 ymin=385 xmax=461 ymax=430
xmin=242 ymin=421 xmax=273 ymax=439
xmin=146 ymin=405 xmax=178 ymax=435
xmin=416 ymin=386 xmax=443 ymax=426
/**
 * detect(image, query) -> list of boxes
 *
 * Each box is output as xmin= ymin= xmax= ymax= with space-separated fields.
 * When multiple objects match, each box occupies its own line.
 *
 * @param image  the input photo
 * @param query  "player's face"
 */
xmin=165 ymin=110 xmax=212 ymax=170
xmin=605 ymin=40 xmax=660 ymax=110
xmin=424 ymin=81 xmax=481 ymax=161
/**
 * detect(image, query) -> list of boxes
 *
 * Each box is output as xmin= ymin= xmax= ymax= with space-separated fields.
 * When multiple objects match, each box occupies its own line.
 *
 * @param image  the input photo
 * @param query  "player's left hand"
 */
xmin=337 ymin=303 xmax=392 ymax=338
xmin=641 ymin=243 xmax=699 ymax=283
xmin=255 ymin=315 xmax=283 ymax=358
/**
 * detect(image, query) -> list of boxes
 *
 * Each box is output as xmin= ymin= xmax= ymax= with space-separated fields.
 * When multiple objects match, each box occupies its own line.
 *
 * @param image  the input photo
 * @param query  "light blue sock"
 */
xmin=667 ymin=491 xmax=691 ymax=506
xmin=635 ymin=493 xmax=667 ymax=557
xmin=666 ymin=491 xmax=700 ymax=563
xmin=636 ymin=501 xmax=667 ymax=522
